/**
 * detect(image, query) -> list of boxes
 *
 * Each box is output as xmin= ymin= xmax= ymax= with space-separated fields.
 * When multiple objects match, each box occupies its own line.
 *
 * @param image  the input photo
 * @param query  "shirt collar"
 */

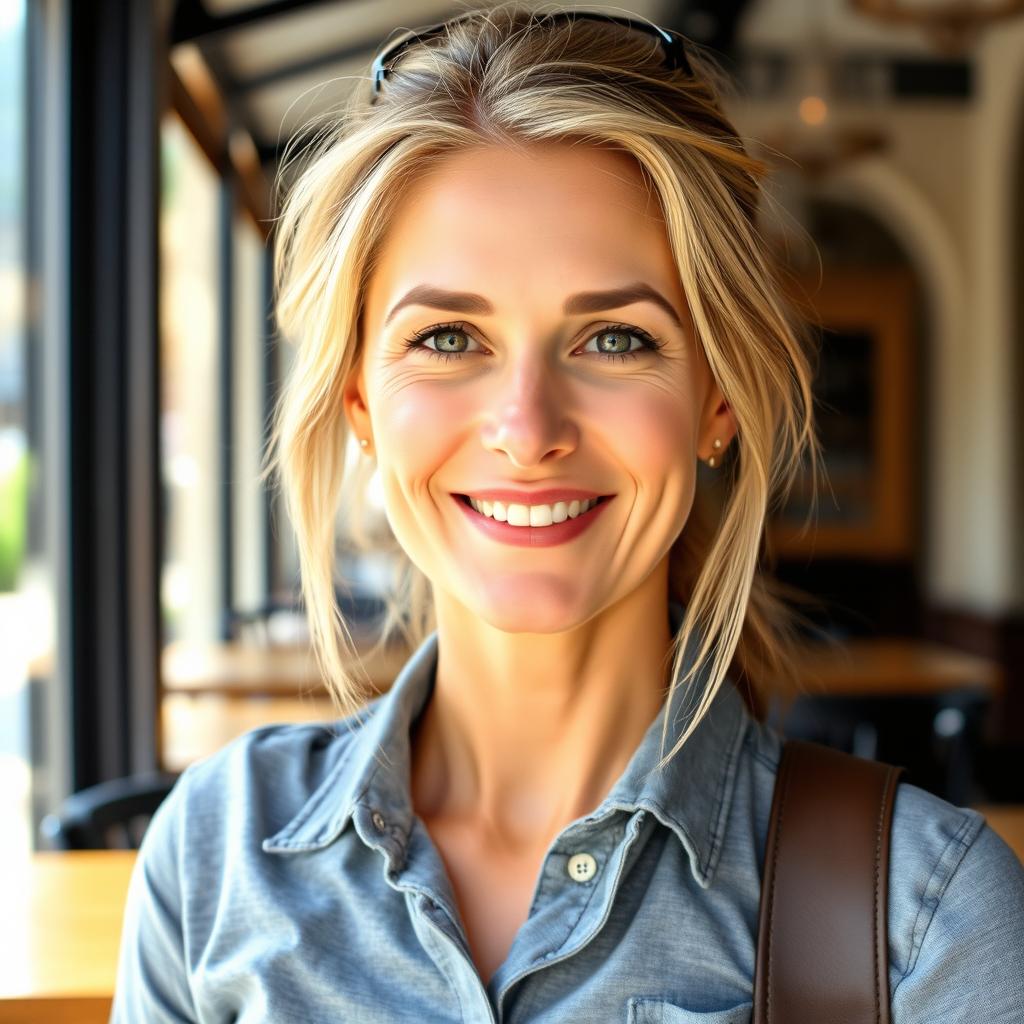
xmin=263 ymin=599 xmax=751 ymax=889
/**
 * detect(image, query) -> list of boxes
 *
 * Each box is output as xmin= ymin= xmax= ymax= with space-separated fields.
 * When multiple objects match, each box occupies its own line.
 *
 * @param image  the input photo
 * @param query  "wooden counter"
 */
xmin=158 ymin=638 xmax=412 ymax=772
xmin=0 ymin=850 xmax=136 ymax=1024
xmin=161 ymin=635 xmax=410 ymax=698
xmin=784 ymin=637 xmax=1003 ymax=700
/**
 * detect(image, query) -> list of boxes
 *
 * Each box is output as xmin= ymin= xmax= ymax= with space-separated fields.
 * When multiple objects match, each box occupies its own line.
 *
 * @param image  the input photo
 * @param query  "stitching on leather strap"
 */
xmin=765 ymin=741 xmax=798 ymax=1024
xmin=872 ymin=767 xmax=887 ymax=1023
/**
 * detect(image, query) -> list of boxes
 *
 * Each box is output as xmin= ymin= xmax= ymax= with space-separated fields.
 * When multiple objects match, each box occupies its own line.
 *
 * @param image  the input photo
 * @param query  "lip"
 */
xmin=452 ymin=492 xmax=614 ymax=547
xmin=455 ymin=488 xmax=609 ymax=506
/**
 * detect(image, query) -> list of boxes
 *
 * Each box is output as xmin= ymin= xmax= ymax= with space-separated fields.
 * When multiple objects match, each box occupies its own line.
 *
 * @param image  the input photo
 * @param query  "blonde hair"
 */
xmin=265 ymin=2 xmax=826 ymax=771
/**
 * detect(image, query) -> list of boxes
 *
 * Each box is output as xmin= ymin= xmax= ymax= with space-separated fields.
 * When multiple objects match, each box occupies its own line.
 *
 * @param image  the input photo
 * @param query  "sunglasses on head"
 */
xmin=369 ymin=10 xmax=693 ymax=104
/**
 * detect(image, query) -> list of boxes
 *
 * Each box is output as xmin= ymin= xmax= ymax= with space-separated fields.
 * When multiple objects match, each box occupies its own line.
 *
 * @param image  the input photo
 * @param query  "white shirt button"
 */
xmin=567 ymin=852 xmax=597 ymax=882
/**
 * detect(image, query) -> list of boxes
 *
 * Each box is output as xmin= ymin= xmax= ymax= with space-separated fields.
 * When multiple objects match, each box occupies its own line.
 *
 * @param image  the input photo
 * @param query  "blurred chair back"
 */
xmin=225 ymin=588 xmax=387 ymax=646
xmin=39 ymin=771 xmax=181 ymax=850
xmin=767 ymin=691 xmax=992 ymax=806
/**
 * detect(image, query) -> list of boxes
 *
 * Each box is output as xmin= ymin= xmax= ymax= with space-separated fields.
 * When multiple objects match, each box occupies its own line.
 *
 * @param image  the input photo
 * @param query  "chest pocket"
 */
xmin=627 ymin=998 xmax=753 ymax=1024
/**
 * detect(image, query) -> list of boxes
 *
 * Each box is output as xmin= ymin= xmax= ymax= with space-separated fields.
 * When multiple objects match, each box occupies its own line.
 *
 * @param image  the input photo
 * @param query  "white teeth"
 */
xmin=467 ymin=496 xmax=600 ymax=526
xmin=507 ymin=503 xmax=530 ymax=526
xmin=529 ymin=505 xmax=553 ymax=527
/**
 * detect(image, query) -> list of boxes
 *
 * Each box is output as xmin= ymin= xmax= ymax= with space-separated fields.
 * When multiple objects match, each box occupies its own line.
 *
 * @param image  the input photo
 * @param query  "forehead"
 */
xmin=365 ymin=143 xmax=683 ymax=320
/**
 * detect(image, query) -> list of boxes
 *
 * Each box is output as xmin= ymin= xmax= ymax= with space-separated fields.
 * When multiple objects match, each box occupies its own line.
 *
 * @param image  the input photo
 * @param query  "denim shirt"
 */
xmin=111 ymin=601 xmax=1024 ymax=1023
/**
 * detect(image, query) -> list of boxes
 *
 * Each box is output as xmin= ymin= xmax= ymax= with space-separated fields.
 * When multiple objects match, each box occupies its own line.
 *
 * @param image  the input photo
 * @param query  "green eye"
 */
xmin=582 ymin=325 xmax=663 ymax=362
xmin=402 ymin=322 xmax=477 ymax=363
xmin=403 ymin=321 xmax=664 ymax=364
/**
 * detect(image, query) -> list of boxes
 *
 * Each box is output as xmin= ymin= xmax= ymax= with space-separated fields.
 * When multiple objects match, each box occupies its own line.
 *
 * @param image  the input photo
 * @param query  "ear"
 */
xmin=341 ymin=356 xmax=372 ymax=446
xmin=698 ymin=377 xmax=738 ymax=462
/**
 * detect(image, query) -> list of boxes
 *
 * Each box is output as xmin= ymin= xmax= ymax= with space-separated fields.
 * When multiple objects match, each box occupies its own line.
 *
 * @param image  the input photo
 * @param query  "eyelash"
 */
xmin=401 ymin=321 xmax=664 ymax=364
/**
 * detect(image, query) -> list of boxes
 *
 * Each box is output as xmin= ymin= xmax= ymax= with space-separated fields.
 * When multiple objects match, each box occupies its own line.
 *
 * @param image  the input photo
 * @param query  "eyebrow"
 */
xmin=382 ymin=281 xmax=684 ymax=330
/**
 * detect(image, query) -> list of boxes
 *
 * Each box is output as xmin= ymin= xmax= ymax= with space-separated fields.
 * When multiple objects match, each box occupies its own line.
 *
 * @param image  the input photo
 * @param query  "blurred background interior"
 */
xmin=2 ymin=0 xmax=1024 ymax=862
xmin=5 ymin=2 xmax=1024 ymax=1014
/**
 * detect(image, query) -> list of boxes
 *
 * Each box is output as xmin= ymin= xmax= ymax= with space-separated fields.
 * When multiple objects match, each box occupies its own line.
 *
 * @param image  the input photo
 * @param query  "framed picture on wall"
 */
xmin=767 ymin=267 xmax=918 ymax=559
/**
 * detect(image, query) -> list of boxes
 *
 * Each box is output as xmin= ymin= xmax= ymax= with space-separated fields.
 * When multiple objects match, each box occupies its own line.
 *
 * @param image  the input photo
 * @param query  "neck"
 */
xmin=410 ymin=575 xmax=674 ymax=850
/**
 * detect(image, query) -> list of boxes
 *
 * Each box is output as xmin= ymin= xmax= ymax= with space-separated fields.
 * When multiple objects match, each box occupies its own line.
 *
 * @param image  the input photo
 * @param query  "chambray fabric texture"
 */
xmin=110 ymin=600 xmax=1024 ymax=1023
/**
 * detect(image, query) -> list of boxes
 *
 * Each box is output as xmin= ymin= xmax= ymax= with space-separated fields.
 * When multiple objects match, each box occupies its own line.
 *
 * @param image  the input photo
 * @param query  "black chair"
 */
xmin=39 ymin=771 xmax=181 ymax=850
xmin=224 ymin=587 xmax=387 ymax=645
xmin=766 ymin=689 xmax=993 ymax=806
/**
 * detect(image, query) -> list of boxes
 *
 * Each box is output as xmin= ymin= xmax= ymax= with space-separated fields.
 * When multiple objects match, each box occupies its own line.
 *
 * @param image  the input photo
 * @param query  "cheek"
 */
xmin=385 ymin=381 xmax=449 ymax=434
xmin=598 ymin=388 xmax=698 ymax=542
xmin=376 ymin=379 xmax=463 ymax=460
xmin=596 ymin=388 xmax=695 ymax=472
xmin=374 ymin=380 xmax=472 ymax=510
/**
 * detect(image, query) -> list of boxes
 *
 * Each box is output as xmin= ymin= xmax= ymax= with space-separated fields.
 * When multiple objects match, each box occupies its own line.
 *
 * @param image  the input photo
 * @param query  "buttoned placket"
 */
xmin=356 ymin=798 xmax=653 ymax=1023
xmin=487 ymin=807 xmax=653 ymax=1016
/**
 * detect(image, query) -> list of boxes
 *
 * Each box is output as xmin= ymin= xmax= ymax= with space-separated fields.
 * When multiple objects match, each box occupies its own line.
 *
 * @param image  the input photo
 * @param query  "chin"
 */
xmin=469 ymin=580 xmax=595 ymax=632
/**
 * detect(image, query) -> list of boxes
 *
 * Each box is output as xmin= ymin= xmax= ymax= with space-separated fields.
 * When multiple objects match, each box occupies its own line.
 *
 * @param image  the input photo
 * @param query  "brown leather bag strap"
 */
xmin=753 ymin=738 xmax=906 ymax=1024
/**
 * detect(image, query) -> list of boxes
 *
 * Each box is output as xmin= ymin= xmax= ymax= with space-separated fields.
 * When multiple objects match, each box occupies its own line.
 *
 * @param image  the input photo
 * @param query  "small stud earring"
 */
xmin=707 ymin=438 xmax=723 ymax=467
xmin=359 ymin=438 xmax=369 ymax=451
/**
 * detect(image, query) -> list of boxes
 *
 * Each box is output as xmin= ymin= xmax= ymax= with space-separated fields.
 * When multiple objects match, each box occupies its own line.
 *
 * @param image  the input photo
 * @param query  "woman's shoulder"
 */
xmin=739 ymin=714 xmax=997 ymax=888
xmin=166 ymin=698 xmax=385 ymax=854
xmin=887 ymin=783 xmax=1024 ymax=1017
xmin=739 ymin=717 xmax=1024 ymax=1016
xmin=112 ymin=699 xmax=391 ymax=1021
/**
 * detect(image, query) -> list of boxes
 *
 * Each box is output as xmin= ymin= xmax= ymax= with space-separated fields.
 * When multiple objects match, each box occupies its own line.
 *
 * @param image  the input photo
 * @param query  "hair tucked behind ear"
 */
xmin=262 ymin=1 xmax=827 ymax=767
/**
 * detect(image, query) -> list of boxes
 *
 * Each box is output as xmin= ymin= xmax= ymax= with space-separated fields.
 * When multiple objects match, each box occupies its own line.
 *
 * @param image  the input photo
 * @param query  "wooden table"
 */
xmin=770 ymin=638 xmax=1006 ymax=805
xmin=0 ymin=850 xmax=136 ymax=1023
xmin=161 ymin=636 xmax=411 ymax=698
xmin=161 ymin=636 xmax=1003 ymax=705
xmin=787 ymin=637 xmax=1004 ymax=700
xmin=157 ymin=635 xmax=1007 ymax=773
xmin=159 ymin=639 xmax=413 ymax=772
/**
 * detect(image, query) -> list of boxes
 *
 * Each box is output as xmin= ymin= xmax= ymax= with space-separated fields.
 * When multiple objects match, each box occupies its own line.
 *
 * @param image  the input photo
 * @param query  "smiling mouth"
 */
xmin=455 ymin=494 xmax=614 ymax=509
xmin=451 ymin=491 xmax=616 ymax=542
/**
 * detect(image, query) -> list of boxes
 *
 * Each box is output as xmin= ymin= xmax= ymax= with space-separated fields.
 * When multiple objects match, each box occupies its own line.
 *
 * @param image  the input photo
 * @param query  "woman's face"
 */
xmin=347 ymin=142 xmax=733 ymax=630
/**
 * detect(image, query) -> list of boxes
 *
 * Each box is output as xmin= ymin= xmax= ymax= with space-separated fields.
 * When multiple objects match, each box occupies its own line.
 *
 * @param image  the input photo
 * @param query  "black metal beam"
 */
xmin=171 ymin=0 xmax=350 ymax=46
xmin=66 ymin=0 xmax=163 ymax=788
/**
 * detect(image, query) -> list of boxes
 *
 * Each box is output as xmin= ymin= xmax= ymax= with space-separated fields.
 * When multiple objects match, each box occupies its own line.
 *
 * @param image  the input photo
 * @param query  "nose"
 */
xmin=481 ymin=354 xmax=579 ymax=468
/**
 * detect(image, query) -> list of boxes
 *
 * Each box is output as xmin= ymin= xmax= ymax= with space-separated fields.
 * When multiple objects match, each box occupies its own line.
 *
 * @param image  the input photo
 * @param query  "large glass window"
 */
xmin=232 ymin=210 xmax=267 ymax=615
xmin=0 ymin=0 xmax=33 ymax=859
xmin=160 ymin=112 xmax=221 ymax=647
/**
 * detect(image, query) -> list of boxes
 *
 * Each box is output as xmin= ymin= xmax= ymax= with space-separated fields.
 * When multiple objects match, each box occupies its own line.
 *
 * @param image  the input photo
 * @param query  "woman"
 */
xmin=112 ymin=6 xmax=1024 ymax=1021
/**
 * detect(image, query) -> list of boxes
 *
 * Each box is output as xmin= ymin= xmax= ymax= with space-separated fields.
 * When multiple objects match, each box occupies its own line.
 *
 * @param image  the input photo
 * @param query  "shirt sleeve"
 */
xmin=109 ymin=767 xmax=198 ymax=1024
xmin=891 ymin=820 xmax=1024 ymax=1023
